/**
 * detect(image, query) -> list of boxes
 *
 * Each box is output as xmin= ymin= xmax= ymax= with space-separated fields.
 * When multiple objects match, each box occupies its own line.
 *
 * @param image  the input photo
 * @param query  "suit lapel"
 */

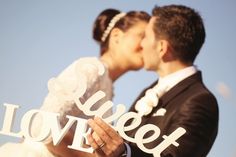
xmin=158 ymin=71 xmax=202 ymax=108
xmin=127 ymin=71 xmax=203 ymax=141
xmin=130 ymin=72 xmax=202 ymax=113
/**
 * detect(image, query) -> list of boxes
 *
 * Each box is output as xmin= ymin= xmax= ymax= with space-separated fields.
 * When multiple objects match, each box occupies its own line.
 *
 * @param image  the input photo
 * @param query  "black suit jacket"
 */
xmin=126 ymin=71 xmax=219 ymax=157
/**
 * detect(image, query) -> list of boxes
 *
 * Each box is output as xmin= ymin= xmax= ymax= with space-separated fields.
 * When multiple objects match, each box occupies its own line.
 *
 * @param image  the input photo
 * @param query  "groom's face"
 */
xmin=141 ymin=17 xmax=160 ymax=71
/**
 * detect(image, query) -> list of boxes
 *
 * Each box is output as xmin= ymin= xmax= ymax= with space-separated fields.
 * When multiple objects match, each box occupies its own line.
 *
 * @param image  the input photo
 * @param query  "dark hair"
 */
xmin=93 ymin=9 xmax=150 ymax=55
xmin=152 ymin=5 xmax=205 ymax=63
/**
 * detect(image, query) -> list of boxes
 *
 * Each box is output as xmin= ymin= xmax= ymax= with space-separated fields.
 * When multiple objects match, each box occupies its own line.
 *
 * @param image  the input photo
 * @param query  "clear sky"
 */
xmin=0 ymin=0 xmax=236 ymax=156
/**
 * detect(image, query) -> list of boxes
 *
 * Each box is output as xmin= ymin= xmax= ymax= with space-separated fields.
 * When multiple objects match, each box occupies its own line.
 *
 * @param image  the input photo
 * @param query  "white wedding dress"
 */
xmin=0 ymin=57 xmax=113 ymax=157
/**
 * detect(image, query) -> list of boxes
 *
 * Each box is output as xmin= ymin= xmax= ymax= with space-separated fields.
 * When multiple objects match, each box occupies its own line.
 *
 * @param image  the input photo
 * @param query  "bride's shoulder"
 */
xmin=57 ymin=57 xmax=104 ymax=76
xmin=75 ymin=56 xmax=100 ymax=63
xmin=73 ymin=56 xmax=105 ymax=76
xmin=53 ymin=56 xmax=106 ymax=88
xmin=74 ymin=57 xmax=102 ymax=68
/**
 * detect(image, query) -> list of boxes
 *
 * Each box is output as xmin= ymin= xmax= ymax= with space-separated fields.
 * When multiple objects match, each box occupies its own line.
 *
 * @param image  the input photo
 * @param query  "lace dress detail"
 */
xmin=32 ymin=57 xmax=113 ymax=139
xmin=0 ymin=141 xmax=55 ymax=157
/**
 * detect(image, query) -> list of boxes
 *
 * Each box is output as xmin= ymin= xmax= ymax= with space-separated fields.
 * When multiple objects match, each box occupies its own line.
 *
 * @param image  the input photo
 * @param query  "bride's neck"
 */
xmin=100 ymin=53 xmax=127 ymax=82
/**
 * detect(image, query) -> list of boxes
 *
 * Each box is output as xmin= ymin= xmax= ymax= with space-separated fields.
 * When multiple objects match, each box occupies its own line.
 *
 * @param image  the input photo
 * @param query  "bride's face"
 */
xmin=116 ymin=21 xmax=147 ymax=70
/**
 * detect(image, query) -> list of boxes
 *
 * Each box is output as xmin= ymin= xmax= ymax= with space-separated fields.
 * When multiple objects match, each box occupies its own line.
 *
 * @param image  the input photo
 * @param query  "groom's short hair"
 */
xmin=152 ymin=5 xmax=205 ymax=63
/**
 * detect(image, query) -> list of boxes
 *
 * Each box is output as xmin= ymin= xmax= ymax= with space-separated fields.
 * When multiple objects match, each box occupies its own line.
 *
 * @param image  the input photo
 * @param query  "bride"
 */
xmin=0 ymin=8 xmax=150 ymax=157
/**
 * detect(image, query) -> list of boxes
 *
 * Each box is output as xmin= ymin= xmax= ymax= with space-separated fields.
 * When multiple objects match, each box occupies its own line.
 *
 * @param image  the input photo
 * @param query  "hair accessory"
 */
xmin=101 ymin=12 xmax=126 ymax=42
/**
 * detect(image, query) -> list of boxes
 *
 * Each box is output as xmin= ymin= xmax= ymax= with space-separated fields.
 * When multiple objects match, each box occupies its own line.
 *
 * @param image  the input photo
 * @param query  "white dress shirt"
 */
xmin=154 ymin=65 xmax=198 ymax=94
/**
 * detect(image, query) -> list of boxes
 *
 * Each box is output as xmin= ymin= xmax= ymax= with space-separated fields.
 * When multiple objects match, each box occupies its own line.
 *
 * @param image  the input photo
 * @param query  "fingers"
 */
xmin=87 ymin=117 xmax=125 ymax=157
xmin=87 ymin=133 xmax=99 ymax=150
xmin=93 ymin=117 xmax=124 ymax=147
xmin=87 ymin=133 xmax=105 ymax=156
xmin=93 ymin=132 xmax=104 ymax=147
xmin=87 ymin=119 xmax=111 ymax=155
xmin=93 ymin=117 xmax=119 ymax=139
xmin=87 ymin=118 xmax=111 ymax=144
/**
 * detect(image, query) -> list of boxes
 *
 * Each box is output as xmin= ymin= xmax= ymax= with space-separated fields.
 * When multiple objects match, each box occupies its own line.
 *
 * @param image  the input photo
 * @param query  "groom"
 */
xmin=87 ymin=4 xmax=219 ymax=157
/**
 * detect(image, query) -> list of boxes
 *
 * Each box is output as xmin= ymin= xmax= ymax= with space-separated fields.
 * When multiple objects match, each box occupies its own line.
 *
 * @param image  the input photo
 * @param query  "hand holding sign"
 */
xmin=87 ymin=117 xmax=125 ymax=157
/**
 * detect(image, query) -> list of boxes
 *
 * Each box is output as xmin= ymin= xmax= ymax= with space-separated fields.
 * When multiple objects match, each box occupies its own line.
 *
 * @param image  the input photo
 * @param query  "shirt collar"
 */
xmin=157 ymin=65 xmax=198 ymax=92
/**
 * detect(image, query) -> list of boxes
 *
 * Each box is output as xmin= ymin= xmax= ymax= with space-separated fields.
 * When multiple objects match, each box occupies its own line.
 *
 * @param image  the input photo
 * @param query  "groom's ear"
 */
xmin=158 ymin=40 xmax=175 ymax=62
xmin=156 ymin=40 xmax=168 ymax=57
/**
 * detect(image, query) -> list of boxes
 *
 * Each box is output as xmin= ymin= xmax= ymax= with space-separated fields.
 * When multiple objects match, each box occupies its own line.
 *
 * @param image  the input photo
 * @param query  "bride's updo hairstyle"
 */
xmin=93 ymin=9 xmax=150 ymax=55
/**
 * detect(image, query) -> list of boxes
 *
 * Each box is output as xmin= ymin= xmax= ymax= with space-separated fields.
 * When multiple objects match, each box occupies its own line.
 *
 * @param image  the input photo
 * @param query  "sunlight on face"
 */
xmin=141 ymin=17 xmax=160 ymax=71
xmin=118 ymin=21 xmax=148 ymax=70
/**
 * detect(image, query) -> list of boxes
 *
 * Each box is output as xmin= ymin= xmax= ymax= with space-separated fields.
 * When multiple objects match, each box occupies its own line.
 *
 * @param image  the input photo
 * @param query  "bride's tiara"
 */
xmin=101 ymin=12 xmax=126 ymax=42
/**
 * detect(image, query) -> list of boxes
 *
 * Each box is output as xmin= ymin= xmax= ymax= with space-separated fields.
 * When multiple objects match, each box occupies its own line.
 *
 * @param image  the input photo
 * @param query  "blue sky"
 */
xmin=0 ymin=0 xmax=236 ymax=156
